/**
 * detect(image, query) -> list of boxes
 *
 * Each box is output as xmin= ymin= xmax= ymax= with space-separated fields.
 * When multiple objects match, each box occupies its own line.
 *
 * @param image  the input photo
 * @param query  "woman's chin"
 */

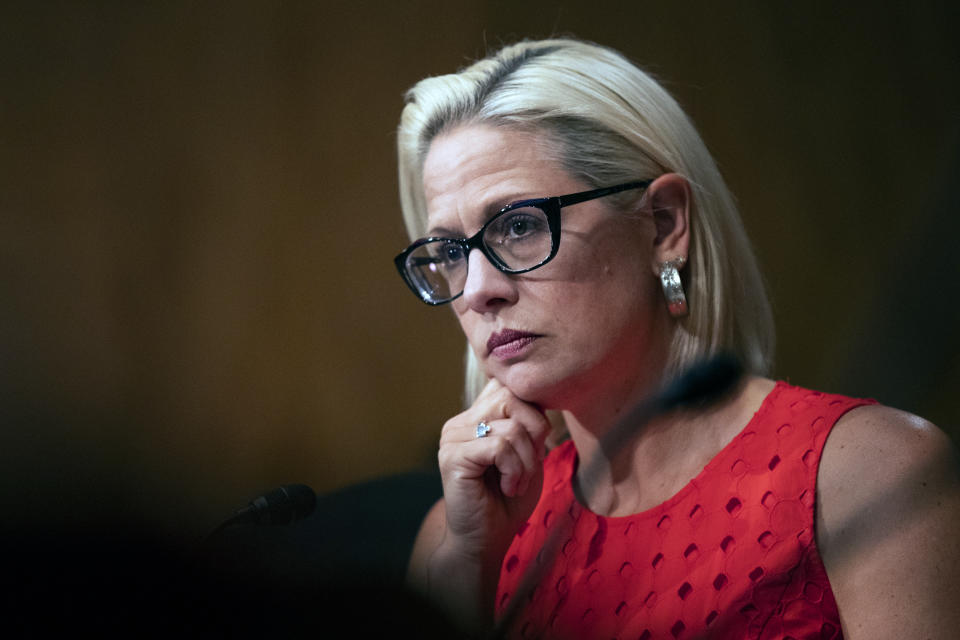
xmin=490 ymin=365 xmax=574 ymax=410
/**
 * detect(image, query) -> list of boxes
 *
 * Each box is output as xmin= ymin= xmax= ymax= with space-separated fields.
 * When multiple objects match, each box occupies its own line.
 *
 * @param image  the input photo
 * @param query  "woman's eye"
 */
xmin=509 ymin=218 xmax=532 ymax=236
xmin=491 ymin=210 xmax=546 ymax=241
xmin=442 ymin=243 xmax=464 ymax=262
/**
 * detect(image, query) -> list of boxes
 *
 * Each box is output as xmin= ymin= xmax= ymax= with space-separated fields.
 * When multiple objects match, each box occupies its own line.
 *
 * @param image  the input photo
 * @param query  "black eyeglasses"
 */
xmin=394 ymin=180 xmax=651 ymax=305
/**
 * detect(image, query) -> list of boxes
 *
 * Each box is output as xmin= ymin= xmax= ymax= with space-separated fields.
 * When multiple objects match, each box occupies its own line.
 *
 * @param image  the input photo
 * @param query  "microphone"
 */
xmin=599 ymin=352 xmax=745 ymax=459
xmin=232 ymin=484 xmax=318 ymax=526
xmin=204 ymin=484 xmax=318 ymax=544
xmin=491 ymin=354 xmax=744 ymax=639
xmin=656 ymin=352 xmax=744 ymax=412
xmin=191 ymin=484 xmax=317 ymax=580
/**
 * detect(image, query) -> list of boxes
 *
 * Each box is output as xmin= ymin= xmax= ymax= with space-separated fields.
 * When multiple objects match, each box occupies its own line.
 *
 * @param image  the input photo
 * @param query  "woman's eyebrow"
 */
xmin=426 ymin=194 xmax=530 ymax=238
xmin=424 ymin=223 xmax=461 ymax=238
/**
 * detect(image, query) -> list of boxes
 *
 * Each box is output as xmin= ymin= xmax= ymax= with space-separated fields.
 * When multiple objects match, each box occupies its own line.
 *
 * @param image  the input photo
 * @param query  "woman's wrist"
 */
xmin=426 ymin=535 xmax=506 ymax=634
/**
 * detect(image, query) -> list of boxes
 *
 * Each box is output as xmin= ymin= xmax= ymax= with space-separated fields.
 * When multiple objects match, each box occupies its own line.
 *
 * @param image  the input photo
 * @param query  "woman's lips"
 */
xmin=487 ymin=329 xmax=541 ymax=359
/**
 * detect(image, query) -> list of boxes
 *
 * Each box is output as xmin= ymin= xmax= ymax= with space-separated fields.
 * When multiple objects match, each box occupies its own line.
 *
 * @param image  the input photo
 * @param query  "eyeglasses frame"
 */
xmin=394 ymin=179 xmax=652 ymax=305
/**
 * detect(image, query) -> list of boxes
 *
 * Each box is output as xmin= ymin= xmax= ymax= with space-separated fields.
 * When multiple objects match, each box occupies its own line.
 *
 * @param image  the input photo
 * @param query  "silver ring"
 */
xmin=475 ymin=421 xmax=491 ymax=438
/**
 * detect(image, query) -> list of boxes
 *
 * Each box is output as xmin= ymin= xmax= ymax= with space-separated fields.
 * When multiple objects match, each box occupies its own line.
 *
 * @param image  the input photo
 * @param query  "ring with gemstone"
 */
xmin=475 ymin=421 xmax=491 ymax=438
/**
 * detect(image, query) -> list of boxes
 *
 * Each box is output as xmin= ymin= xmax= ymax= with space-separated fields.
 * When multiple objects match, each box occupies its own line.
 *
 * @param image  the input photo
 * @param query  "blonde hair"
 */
xmin=397 ymin=38 xmax=774 ymax=406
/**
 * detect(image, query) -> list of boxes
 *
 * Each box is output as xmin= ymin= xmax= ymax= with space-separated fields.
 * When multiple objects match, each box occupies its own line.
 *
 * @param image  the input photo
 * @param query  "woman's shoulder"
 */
xmin=815 ymin=402 xmax=960 ymax=637
xmin=817 ymin=400 xmax=958 ymax=539
xmin=820 ymin=403 xmax=957 ymax=497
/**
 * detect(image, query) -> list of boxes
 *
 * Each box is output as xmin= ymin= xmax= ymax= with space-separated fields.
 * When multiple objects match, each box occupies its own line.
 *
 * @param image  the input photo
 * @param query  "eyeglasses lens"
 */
xmin=404 ymin=241 xmax=467 ymax=302
xmin=405 ymin=206 xmax=553 ymax=303
xmin=482 ymin=206 xmax=552 ymax=270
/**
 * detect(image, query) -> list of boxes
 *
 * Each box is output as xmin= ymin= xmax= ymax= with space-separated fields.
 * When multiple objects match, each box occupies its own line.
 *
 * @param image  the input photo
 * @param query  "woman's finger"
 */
xmin=445 ymin=431 xmax=526 ymax=497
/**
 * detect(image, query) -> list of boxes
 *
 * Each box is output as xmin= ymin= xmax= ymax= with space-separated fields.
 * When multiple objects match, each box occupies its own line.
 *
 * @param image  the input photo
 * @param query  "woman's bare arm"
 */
xmin=818 ymin=404 xmax=960 ymax=639
xmin=406 ymin=498 xmax=508 ymax=634
xmin=405 ymin=380 xmax=551 ymax=636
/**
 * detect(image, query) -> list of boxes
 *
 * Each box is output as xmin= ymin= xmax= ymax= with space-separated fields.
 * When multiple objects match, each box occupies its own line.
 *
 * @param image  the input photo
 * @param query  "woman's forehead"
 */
xmin=422 ymin=125 xmax=573 ymax=235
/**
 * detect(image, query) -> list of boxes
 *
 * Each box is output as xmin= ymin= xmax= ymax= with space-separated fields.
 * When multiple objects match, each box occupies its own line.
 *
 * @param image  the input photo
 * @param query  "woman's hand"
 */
xmin=407 ymin=378 xmax=552 ymax=634
xmin=437 ymin=378 xmax=552 ymax=559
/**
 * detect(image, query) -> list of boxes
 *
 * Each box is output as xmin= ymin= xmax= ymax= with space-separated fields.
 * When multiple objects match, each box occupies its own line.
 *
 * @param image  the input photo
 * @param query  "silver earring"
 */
xmin=659 ymin=256 xmax=688 ymax=318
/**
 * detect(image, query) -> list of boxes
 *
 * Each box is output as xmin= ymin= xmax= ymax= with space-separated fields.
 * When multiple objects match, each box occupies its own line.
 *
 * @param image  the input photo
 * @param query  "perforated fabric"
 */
xmin=495 ymin=382 xmax=874 ymax=639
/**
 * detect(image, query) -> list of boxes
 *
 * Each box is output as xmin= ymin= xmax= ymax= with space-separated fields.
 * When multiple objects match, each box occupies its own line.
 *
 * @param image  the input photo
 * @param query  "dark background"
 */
xmin=2 ymin=2 xmax=957 ymax=550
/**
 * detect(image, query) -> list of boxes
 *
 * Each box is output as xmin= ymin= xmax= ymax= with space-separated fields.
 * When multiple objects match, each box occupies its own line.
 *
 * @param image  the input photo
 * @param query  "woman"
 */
xmin=393 ymin=39 xmax=960 ymax=639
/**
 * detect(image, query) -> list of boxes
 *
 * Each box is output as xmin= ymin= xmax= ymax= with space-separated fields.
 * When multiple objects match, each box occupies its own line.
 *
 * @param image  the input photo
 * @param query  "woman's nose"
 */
xmin=461 ymin=249 xmax=519 ymax=312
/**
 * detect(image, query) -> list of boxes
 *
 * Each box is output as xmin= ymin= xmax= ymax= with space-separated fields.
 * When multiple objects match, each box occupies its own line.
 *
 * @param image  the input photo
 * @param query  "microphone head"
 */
xmin=245 ymin=484 xmax=317 ymax=525
xmin=659 ymin=353 xmax=745 ymax=412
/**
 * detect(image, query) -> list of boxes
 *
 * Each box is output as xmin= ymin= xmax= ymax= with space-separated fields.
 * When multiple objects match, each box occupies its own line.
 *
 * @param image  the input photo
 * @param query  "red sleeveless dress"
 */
xmin=494 ymin=382 xmax=874 ymax=639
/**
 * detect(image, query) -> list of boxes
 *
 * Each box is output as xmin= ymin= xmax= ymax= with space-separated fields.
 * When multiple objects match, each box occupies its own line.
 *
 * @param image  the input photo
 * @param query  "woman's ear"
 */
xmin=646 ymin=173 xmax=691 ymax=273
